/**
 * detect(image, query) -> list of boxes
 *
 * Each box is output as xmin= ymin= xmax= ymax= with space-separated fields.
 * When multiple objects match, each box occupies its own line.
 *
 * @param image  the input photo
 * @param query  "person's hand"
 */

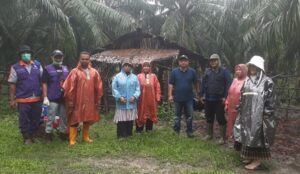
xmin=156 ymin=99 xmax=161 ymax=105
xmin=119 ymin=97 xmax=126 ymax=104
xmin=168 ymin=96 xmax=173 ymax=103
xmin=95 ymin=100 xmax=101 ymax=108
xmin=222 ymin=98 xmax=226 ymax=105
xmin=199 ymin=96 xmax=205 ymax=104
xmin=224 ymin=103 xmax=228 ymax=112
xmin=9 ymin=100 xmax=16 ymax=109
xmin=43 ymin=97 xmax=50 ymax=106
xmin=129 ymin=96 xmax=135 ymax=103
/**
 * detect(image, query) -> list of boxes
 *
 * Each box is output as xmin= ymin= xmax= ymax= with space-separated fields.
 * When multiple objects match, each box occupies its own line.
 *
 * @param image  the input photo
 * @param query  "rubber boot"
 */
xmin=145 ymin=119 xmax=153 ymax=132
xmin=22 ymin=133 xmax=33 ymax=145
xmin=69 ymin=127 xmax=77 ymax=145
xmin=45 ymin=133 xmax=53 ymax=144
xmin=59 ymin=132 xmax=69 ymax=141
xmin=82 ymin=123 xmax=93 ymax=143
xmin=217 ymin=125 xmax=227 ymax=145
xmin=203 ymin=123 xmax=213 ymax=141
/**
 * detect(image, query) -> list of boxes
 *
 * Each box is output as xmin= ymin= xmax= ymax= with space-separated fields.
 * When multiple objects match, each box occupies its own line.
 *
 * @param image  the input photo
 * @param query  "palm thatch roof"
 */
xmin=91 ymin=48 xmax=179 ymax=64
xmin=91 ymin=28 xmax=206 ymax=68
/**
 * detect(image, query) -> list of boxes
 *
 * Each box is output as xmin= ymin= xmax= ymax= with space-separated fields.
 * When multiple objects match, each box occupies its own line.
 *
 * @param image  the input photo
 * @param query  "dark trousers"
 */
xmin=136 ymin=119 xmax=153 ymax=132
xmin=205 ymin=100 xmax=227 ymax=125
xmin=117 ymin=121 xmax=134 ymax=138
xmin=18 ymin=102 xmax=42 ymax=136
xmin=173 ymin=100 xmax=193 ymax=134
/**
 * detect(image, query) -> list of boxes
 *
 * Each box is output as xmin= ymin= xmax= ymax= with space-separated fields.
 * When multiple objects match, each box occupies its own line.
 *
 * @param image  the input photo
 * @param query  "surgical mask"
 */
xmin=53 ymin=60 xmax=63 ymax=66
xmin=21 ymin=53 xmax=31 ymax=62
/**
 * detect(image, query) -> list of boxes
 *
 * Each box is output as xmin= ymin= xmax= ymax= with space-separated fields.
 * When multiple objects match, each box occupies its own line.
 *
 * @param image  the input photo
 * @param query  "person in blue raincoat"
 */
xmin=112 ymin=59 xmax=140 ymax=138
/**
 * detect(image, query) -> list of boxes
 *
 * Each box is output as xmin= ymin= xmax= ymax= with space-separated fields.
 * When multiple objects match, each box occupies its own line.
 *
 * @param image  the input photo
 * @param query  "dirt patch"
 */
xmin=85 ymin=156 xmax=213 ymax=174
xmin=192 ymin=117 xmax=300 ymax=174
xmin=84 ymin=115 xmax=300 ymax=173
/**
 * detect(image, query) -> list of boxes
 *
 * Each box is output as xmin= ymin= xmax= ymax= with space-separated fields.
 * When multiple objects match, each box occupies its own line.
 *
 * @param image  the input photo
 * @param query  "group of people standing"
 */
xmin=7 ymin=45 xmax=162 ymax=143
xmin=169 ymin=54 xmax=276 ymax=170
xmin=8 ymin=45 xmax=276 ymax=170
xmin=8 ymin=46 xmax=103 ymax=146
xmin=112 ymin=60 xmax=161 ymax=138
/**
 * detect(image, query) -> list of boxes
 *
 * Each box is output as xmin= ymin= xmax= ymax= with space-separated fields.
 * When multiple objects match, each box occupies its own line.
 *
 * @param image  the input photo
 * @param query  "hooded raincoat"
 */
xmin=63 ymin=64 xmax=103 ymax=126
xmin=225 ymin=64 xmax=248 ymax=138
xmin=136 ymin=64 xmax=161 ymax=127
xmin=233 ymin=71 xmax=276 ymax=148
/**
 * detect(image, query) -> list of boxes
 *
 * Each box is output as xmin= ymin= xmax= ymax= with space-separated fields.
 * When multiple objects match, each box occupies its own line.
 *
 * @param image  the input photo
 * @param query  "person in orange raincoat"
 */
xmin=225 ymin=64 xmax=247 ymax=140
xmin=63 ymin=51 xmax=103 ymax=145
xmin=136 ymin=62 xmax=161 ymax=132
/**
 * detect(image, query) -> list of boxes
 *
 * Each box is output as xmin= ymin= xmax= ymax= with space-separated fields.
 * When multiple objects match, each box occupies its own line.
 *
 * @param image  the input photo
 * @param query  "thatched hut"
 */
xmin=91 ymin=29 xmax=206 ymax=112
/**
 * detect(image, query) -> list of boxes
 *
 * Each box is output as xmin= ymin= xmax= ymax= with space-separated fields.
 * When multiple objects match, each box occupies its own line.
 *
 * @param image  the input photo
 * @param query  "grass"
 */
xmin=0 ymin=99 xmax=239 ymax=174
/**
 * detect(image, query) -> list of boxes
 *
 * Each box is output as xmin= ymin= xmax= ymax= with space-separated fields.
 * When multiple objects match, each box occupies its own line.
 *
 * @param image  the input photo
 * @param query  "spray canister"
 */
xmin=52 ymin=116 xmax=60 ymax=128
xmin=42 ymin=104 xmax=48 ymax=123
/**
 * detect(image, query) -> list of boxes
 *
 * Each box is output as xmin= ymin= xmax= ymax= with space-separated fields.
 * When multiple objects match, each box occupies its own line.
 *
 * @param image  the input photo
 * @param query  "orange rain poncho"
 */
xmin=136 ymin=64 xmax=161 ymax=127
xmin=225 ymin=64 xmax=247 ymax=139
xmin=63 ymin=64 xmax=103 ymax=126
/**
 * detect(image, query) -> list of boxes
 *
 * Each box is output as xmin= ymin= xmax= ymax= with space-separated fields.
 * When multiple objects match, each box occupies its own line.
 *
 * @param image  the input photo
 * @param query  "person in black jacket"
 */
xmin=199 ymin=54 xmax=232 ymax=144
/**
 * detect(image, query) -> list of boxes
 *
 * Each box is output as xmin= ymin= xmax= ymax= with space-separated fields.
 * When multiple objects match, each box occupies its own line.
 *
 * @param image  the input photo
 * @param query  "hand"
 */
xmin=129 ymin=96 xmax=135 ymax=103
xmin=43 ymin=97 xmax=50 ymax=106
xmin=9 ymin=100 xmax=16 ymax=109
xmin=222 ymin=98 xmax=226 ymax=105
xmin=119 ymin=97 xmax=126 ymax=104
xmin=168 ymin=96 xmax=173 ymax=103
xmin=96 ymin=100 xmax=101 ymax=107
xmin=199 ymin=97 xmax=205 ymax=104
xmin=224 ymin=103 xmax=228 ymax=112
xmin=156 ymin=99 xmax=161 ymax=105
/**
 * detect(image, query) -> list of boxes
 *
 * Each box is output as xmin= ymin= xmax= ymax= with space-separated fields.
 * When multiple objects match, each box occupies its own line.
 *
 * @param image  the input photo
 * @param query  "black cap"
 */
xmin=178 ymin=55 xmax=189 ymax=60
xmin=52 ymin=50 xmax=64 ymax=57
xmin=19 ymin=45 xmax=33 ymax=55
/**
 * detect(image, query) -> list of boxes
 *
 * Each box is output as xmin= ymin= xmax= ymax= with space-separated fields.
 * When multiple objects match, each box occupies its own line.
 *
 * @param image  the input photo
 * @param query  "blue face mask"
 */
xmin=21 ymin=53 xmax=31 ymax=62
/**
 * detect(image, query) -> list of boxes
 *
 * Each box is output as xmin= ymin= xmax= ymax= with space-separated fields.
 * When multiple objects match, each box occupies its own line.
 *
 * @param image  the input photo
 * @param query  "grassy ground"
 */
xmin=0 ymin=99 xmax=240 ymax=174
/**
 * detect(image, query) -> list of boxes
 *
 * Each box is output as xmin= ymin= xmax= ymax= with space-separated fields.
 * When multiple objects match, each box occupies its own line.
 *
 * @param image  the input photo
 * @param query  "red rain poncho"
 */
xmin=225 ymin=64 xmax=247 ymax=138
xmin=136 ymin=64 xmax=161 ymax=127
xmin=63 ymin=64 xmax=103 ymax=126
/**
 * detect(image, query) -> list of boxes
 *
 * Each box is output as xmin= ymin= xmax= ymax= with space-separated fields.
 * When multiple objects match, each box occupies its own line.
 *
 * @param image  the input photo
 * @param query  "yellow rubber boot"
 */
xmin=69 ymin=127 xmax=77 ymax=145
xmin=83 ymin=123 xmax=93 ymax=143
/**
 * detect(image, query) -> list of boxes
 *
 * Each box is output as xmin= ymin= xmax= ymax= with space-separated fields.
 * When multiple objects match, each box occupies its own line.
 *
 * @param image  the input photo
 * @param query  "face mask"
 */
xmin=53 ymin=60 xmax=63 ymax=66
xmin=21 ymin=53 xmax=31 ymax=62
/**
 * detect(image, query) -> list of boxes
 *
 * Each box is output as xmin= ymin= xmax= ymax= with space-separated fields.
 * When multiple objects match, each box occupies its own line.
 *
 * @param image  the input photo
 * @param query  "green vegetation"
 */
xmin=0 ymin=0 xmax=299 ymax=75
xmin=0 ymin=98 xmax=239 ymax=173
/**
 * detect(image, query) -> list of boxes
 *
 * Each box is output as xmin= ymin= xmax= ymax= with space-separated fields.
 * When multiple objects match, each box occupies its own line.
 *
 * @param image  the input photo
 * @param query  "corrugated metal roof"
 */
xmin=91 ymin=48 xmax=179 ymax=64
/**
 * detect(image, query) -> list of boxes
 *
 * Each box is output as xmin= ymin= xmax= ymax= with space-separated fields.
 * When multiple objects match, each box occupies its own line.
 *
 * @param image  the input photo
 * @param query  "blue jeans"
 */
xmin=173 ymin=100 xmax=193 ymax=134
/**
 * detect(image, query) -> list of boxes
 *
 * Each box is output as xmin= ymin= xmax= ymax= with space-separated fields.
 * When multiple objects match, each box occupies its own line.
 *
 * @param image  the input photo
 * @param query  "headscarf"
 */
xmin=235 ymin=64 xmax=248 ymax=79
xmin=142 ymin=61 xmax=152 ymax=73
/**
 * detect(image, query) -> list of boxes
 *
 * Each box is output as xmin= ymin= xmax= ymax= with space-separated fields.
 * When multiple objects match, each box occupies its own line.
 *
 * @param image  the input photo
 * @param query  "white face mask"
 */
xmin=53 ymin=60 xmax=63 ymax=66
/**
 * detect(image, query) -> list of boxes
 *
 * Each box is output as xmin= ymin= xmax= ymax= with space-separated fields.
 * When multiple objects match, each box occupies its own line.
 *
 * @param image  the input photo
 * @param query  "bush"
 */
xmin=157 ymin=102 xmax=174 ymax=124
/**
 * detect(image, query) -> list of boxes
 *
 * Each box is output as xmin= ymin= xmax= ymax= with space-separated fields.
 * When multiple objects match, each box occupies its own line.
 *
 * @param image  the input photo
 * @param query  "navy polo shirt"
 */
xmin=169 ymin=67 xmax=197 ymax=102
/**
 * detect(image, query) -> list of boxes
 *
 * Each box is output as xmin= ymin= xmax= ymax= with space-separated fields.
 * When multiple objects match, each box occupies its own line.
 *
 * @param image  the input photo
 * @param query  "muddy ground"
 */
xmin=78 ymin=118 xmax=300 ymax=174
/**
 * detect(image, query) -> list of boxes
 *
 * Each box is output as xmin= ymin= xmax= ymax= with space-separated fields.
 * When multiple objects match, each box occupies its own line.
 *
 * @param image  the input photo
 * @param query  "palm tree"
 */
xmin=254 ymin=0 xmax=300 ymax=74
xmin=0 ymin=0 xmax=133 ymax=67
xmin=159 ymin=0 xmax=239 ymax=67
